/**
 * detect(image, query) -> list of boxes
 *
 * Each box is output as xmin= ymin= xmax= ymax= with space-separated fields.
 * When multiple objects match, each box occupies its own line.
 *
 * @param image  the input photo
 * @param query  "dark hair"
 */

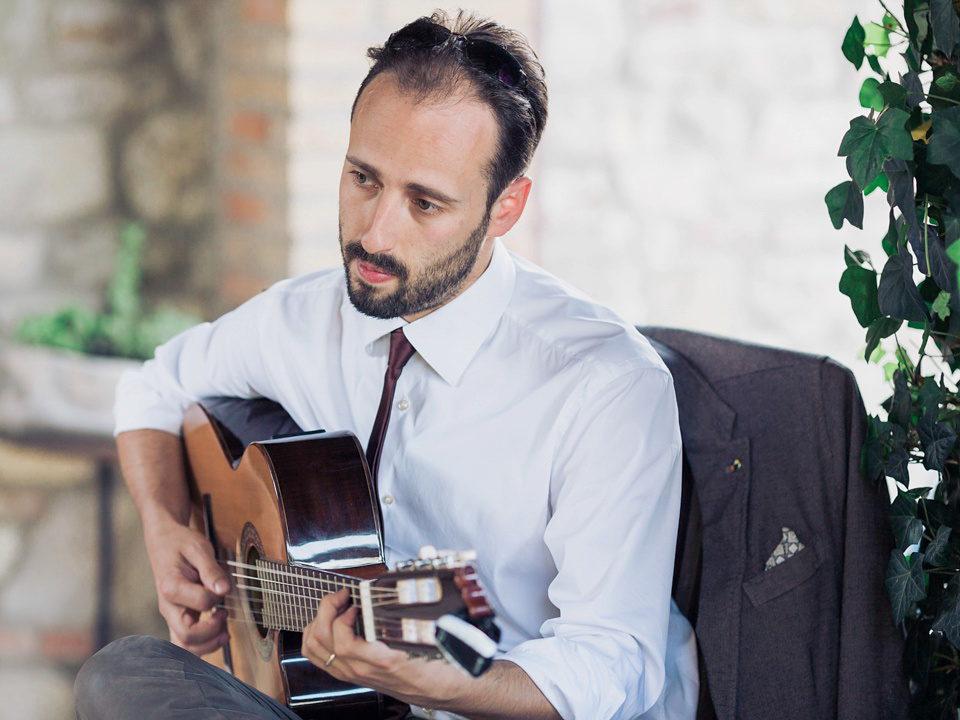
xmin=351 ymin=9 xmax=548 ymax=211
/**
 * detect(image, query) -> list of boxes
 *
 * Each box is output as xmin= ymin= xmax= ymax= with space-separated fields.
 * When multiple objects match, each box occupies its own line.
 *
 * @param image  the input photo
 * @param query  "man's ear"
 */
xmin=487 ymin=176 xmax=532 ymax=239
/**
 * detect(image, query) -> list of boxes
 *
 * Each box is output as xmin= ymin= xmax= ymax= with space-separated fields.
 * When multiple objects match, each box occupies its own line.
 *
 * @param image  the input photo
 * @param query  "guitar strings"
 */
xmin=213 ymin=599 xmax=421 ymax=635
xmin=215 ymin=601 xmax=415 ymax=631
xmin=226 ymin=560 xmax=401 ymax=599
xmin=228 ymin=571 xmax=401 ymax=604
xmin=232 ymin=582 xmax=401 ymax=611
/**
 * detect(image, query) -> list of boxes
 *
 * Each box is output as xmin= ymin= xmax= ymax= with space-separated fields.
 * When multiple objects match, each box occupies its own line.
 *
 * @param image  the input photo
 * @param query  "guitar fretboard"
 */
xmin=230 ymin=559 xmax=365 ymax=633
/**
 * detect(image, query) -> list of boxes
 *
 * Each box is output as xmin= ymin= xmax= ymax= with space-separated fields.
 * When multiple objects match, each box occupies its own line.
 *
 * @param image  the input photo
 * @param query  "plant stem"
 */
xmin=877 ymin=0 xmax=907 ymax=31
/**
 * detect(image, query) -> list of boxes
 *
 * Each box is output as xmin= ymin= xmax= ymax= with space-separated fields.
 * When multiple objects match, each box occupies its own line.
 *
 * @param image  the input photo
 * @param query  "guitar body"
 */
xmin=182 ymin=399 xmax=387 ymax=719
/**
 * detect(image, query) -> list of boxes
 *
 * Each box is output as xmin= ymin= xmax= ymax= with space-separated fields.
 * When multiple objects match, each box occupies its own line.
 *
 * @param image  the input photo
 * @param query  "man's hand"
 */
xmin=144 ymin=518 xmax=231 ymax=656
xmin=301 ymin=588 xmax=464 ymax=707
xmin=301 ymin=589 xmax=561 ymax=720
xmin=117 ymin=428 xmax=231 ymax=657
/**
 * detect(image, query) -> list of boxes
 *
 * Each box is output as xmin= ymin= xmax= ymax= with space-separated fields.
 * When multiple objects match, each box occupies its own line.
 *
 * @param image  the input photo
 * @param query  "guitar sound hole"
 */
xmin=244 ymin=545 xmax=269 ymax=639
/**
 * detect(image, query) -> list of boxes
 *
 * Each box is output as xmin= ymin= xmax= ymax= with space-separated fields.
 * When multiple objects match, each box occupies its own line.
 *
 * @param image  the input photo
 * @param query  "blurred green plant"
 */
xmin=828 ymin=1 xmax=960 ymax=715
xmin=16 ymin=223 xmax=199 ymax=360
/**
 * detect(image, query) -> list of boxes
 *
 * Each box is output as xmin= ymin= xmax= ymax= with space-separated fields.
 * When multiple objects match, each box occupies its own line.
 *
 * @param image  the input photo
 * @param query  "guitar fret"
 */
xmin=297 ymin=566 xmax=308 ymax=628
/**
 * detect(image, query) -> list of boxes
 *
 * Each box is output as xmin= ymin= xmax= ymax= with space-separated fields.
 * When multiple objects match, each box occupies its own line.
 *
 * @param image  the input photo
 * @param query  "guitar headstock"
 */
xmin=368 ymin=547 xmax=500 ymax=676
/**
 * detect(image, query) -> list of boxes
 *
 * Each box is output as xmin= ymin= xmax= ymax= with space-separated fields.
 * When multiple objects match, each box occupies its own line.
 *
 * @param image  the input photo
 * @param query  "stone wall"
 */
xmin=534 ymin=0 xmax=890 ymax=403
xmin=0 ymin=1 xmax=218 ymax=718
xmin=0 ymin=0 xmax=216 ymax=331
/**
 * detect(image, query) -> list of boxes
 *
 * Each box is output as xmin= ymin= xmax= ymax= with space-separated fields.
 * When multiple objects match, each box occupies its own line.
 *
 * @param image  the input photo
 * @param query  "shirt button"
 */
xmin=382 ymin=494 xmax=395 ymax=505
xmin=422 ymin=710 xmax=435 ymax=718
xmin=397 ymin=397 xmax=410 ymax=411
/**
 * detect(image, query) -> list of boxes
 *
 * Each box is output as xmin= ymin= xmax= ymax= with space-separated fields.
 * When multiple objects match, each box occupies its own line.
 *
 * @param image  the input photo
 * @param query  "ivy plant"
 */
xmin=828 ymin=0 xmax=960 ymax=715
xmin=16 ymin=222 xmax=199 ymax=361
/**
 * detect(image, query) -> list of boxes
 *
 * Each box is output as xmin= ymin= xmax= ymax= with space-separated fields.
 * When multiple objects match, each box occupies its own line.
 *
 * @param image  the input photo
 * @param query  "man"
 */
xmin=75 ymin=10 xmax=697 ymax=720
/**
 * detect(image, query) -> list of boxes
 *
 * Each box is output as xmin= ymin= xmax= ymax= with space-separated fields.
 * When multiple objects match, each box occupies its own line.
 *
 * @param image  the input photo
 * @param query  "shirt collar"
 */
xmin=345 ymin=239 xmax=516 ymax=386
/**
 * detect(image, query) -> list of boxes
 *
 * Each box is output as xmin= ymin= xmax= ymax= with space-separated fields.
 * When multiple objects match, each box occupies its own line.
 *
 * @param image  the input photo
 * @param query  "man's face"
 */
xmin=339 ymin=74 xmax=500 ymax=321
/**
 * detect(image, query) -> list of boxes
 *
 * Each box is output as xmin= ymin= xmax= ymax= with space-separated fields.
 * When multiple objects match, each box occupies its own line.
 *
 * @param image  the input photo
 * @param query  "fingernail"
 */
xmin=215 ymin=581 xmax=227 ymax=594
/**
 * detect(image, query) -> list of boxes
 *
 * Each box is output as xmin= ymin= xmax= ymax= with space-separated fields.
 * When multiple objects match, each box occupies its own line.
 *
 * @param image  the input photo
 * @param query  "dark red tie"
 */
xmin=366 ymin=328 xmax=416 ymax=488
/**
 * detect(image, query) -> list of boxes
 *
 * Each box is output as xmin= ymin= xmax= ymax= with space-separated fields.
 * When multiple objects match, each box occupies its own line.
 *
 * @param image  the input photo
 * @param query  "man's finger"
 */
xmin=180 ymin=539 xmax=230 ymax=596
xmin=159 ymin=571 xmax=221 ymax=613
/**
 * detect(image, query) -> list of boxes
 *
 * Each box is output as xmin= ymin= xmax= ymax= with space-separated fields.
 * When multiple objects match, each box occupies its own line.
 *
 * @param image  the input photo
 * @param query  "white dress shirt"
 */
xmin=114 ymin=239 xmax=698 ymax=720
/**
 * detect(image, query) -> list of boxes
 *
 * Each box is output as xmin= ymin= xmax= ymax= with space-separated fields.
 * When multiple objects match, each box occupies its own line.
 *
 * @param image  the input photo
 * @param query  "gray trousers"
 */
xmin=75 ymin=636 xmax=309 ymax=719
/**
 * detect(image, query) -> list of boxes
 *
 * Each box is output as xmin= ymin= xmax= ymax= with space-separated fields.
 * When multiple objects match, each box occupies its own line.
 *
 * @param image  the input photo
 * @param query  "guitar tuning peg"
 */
xmin=395 ymin=559 xmax=414 ymax=571
xmin=457 ymin=550 xmax=478 ymax=562
xmin=418 ymin=545 xmax=438 ymax=560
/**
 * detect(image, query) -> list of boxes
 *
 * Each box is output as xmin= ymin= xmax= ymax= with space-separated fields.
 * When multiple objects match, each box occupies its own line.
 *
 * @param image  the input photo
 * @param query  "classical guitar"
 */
xmin=182 ymin=398 xmax=499 ymax=720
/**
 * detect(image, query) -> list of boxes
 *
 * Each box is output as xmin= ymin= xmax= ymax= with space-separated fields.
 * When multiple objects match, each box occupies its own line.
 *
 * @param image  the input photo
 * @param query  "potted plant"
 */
xmin=827 ymin=0 xmax=960 ymax=714
xmin=0 ymin=222 xmax=199 ymax=436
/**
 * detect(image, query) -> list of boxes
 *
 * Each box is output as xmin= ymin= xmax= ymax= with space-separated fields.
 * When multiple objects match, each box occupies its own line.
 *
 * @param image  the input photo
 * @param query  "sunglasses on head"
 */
xmin=385 ymin=20 xmax=528 ymax=91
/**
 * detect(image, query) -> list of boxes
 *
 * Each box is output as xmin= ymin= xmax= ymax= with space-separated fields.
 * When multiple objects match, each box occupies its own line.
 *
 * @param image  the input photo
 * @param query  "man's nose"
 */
xmin=359 ymin=195 xmax=400 ymax=255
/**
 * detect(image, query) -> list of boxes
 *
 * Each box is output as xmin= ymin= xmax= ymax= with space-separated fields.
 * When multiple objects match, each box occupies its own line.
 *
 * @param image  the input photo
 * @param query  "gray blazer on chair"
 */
xmin=642 ymin=327 xmax=909 ymax=720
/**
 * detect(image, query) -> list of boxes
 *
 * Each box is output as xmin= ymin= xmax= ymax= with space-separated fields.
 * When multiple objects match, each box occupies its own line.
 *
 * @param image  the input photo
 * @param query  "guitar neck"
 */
xmin=231 ymin=558 xmax=368 ymax=634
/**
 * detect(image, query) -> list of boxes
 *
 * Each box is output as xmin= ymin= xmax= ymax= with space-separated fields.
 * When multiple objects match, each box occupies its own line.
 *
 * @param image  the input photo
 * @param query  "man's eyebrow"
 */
xmin=345 ymin=155 xmax=460 ymax=206
xmin=406 ymin=182 xmax=460 ymax=206
xmin=345 ymin=156 xmax=380 ymax=181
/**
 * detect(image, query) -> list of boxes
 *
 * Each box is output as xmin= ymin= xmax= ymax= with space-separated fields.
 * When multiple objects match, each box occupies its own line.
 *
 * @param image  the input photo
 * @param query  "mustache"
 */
xmin=342 ymin=242 xmax=409 ymax=281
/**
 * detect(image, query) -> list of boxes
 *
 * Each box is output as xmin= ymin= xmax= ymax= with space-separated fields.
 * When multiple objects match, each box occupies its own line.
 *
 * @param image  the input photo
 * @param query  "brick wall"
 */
xmin=213 ymin=0 xmax=291 ymax=313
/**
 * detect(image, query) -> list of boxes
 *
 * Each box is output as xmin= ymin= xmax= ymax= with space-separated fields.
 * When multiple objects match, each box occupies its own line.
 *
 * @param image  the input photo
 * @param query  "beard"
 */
xmin=340 ymin=213 xmax=490 ymax=319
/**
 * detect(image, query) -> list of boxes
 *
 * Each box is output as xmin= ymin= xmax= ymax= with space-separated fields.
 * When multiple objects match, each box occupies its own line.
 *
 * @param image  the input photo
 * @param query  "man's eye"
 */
xmin=415 ymin=199 xmax=438 ymax=212
xmin=352 ymin=171 xmax=369 ymax=184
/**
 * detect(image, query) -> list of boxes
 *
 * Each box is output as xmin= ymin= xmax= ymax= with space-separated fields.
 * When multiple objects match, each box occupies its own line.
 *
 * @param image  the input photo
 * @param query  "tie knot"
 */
xmin=387 ymin=328 xmax=416 ymax=377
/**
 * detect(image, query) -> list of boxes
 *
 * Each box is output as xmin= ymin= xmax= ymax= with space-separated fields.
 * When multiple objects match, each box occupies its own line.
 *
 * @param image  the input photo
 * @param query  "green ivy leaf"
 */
xmin=882 ymin=211 xmax=901 ymax=257
xmin=878 ymin=248 xmax=931 ymax=322
xmin=865 ymin=316 xmax=902 ymax=360
xmin=864 ymin=172 xmax=890 ymax=196
xmin=920 ymin=497 xmax=960 ymax=536
xmin=904 ymin=70 xmax=924 ymax=109
xmin=905 ymin=0 xmax=921 ymax=41
xmin=904 ymin=486 xmax=936 ymax=501
xmin=930 ymin=69 xmax=960 ymax=111
xmin=918 ymin=376 xmax=947 ymax=413
xmin=845 ymin=245 xmax=874 ymax=269
xmin=892 ymin=492 xmax=924 ymax=551
xmin=886 ymin=447 xmax=912 ymax=485
xmin=947 ymin=239 xmax=960 ymax=293
xmin=928 ymin=106 xmax=960 ymax=181
xmin=879 ymin=81 xmax=908 ymax=110
xmin=842 ymin=17 xmax=867 ymax=69
xmin=878 ymin=108 xmax=915 ymax=161
xmin=825 ymin=181 xmax=864 ymax=230
xmin=913 ymin=223 xmax=955 ymax=293
xmin=933 ymin=290 xmax=952 ymax=319
xmin=931 ymin=0 xmax=960 ymax=57
xmin=839 ymin=117 xmax=889 ymax=189
xmin=860 ymin=78 xmax=885 ymax=111
xmin=919 ymin=407 xmax=960 ymax=470
xmin=840 ymin=264 xmax=881 ymax=327
xmin=867 ymin=54 xmax=884 ymax=76
xmin=927 ymin=525 xmax=953 ymax=566
xmin=886 ymin=550 xmax=927 ymax=624
xmin=864 ymin=21 xmax=893 ymax=57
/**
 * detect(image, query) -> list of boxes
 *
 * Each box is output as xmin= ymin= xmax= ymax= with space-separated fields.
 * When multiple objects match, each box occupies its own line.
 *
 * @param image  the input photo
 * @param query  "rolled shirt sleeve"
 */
xmin=504 ymin=365 xmax=683 ymax=720
xmin=113 ymin=289 xmax=278 ymax=436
